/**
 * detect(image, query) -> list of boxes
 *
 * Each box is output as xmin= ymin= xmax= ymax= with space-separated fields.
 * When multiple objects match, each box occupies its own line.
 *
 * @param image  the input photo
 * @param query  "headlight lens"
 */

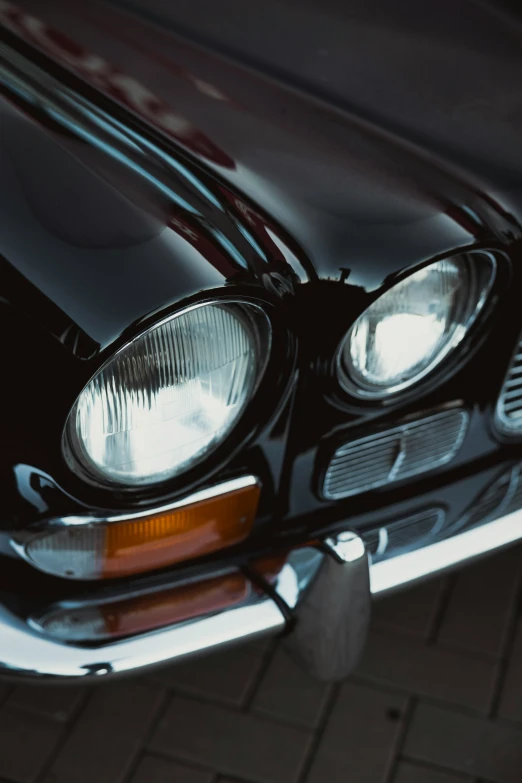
xmin=339 ymin=254 xmax=495 ymax=398
xmin=63 ymin=302 xmax=270 ymax=487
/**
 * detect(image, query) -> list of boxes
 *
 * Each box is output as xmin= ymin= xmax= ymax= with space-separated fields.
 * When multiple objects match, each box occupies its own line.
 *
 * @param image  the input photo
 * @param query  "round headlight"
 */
xmin=338 ymin=253 xmax=495 ymax=398
xmin=63 ymin=301 xmax=270 ymax=487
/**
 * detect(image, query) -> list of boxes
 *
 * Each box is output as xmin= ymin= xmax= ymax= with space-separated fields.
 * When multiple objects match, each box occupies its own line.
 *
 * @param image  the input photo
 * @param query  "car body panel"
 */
xmin=0 ymin=0 xmax=522 ymax=676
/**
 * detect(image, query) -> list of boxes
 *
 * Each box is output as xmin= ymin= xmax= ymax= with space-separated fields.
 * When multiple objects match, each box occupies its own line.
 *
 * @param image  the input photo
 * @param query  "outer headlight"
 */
xmin=338 ymin=253 xmax=495 ymax=399
xmin=63 ymin=301 xmax=270 ymax=487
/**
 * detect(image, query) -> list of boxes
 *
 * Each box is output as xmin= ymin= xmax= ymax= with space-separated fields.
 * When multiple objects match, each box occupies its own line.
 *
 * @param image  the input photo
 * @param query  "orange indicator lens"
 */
xmin=37 ymin=572 xmax=248 ymax=642
xmin=103 ymin=573 xmax=248 ymax=637
xmin=26 ymin=483 xmax=260 ymax=580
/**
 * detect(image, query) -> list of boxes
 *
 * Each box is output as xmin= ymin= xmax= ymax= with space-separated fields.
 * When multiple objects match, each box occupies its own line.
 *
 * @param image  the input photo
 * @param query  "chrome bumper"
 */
xmin=369 ymin=510 xmax=522 ymax=593
xmin=1 ymin=511 xmax=521 ymax=681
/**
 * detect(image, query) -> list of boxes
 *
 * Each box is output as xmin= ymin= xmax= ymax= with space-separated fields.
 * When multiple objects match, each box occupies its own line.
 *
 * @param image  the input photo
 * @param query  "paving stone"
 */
xmin=355 ymin=630 xmax=496 ymax=712
xmin=150 ymin=694 xmax=311 ymax=783
xmin=128 ymin=754 xmax=214 ymax=783
xmin=404 ymin=702 xmax=522 ymax=783
xmin=0 ymin=705 xmax=62 ymax=783
xmin=152 ymin=641 xmax=269 ymax=706
xmin=0 ymin=545 xmax=520 ymax=783
xmin=393 ymin=760 xmax=474 ymax=782
xmin=437 ymin=548 xmax=521 ymax=659
xmin=497 ymin=617 xmax=522 ymax=723
xmin=6 ymin=685 xmax=85 ymax=722
xmin=42 ymin=681 xmax=163 ymax=783
xmin=251 ymin=648 xmax=332 ymax=729
xmin=307 ymin=682 xmax=406 ymax=783
xmin=373 ymin=578 xmax=445 ymax=639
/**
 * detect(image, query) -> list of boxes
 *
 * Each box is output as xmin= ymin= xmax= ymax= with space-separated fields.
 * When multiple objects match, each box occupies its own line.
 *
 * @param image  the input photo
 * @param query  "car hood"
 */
xmin=8 ymin=0 xmax=522 ymax=291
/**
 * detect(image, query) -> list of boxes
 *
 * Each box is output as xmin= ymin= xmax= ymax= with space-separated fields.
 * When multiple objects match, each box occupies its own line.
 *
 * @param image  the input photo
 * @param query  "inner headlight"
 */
xmin=338 ymin=253 xmax=495 ymax=398
xmin=63 ymin=301 xmax=270 ymax=487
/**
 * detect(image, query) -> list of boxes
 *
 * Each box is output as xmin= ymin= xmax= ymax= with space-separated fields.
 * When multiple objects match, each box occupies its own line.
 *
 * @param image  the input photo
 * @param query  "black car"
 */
xmin=0 ymin=0 xmax=521 ymax=680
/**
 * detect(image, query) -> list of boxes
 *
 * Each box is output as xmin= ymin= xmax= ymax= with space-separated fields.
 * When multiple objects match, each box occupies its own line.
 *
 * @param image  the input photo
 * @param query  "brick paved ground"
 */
xmin=1 ymin=545 xmax=522 ymax=783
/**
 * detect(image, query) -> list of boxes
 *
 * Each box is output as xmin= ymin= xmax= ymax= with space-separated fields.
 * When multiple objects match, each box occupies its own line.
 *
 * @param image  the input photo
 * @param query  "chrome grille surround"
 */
xmin=496 ymin=336 xmax=522 ymax=434
xmin=322 ymin=409 xmax=469 ymax=500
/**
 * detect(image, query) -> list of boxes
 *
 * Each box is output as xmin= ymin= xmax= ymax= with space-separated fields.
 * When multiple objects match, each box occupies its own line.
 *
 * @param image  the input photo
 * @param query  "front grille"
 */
xmin=323 ymin=409 xmax=469 ymax=500
xmin=362 ymin=508 xmax=446 ymax=562
xmin=496 ymin=335 xmax=522 ymax=433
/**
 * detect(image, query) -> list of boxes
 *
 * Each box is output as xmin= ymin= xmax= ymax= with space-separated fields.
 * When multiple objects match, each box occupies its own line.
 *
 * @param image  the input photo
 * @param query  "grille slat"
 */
xmin=332 ymin=421 xmax=462 ymax=464
xmin=323 ymin=409 xmax=468 ymax=500
xmin=327 ymin=460 xmax=397 ymax=483
xmin=506 ymin=378 xmax=522 ymax=391
xmin=332 ymin=441 xmax=397 ymax=462
xmin=502 ymin=388 xmax=522 ymax=400
xmin=327 ymin=451 xmax=395 ymax=469
xmin=334 ymin=435 xmax=398 ymax=457
xmin=497 ymin=340 xmax=522 ymax=432
xmin=505 ymin=381 xmax=522 ymax=393
xmin=503 ymin=398 xmax=522 ymax=412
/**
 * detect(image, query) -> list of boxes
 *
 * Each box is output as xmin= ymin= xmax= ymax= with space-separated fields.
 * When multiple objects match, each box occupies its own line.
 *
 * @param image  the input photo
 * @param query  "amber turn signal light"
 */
xmin=24 ymin=479 xmax=260 ymax=580
xmin=34 ymin=572 xmax=248 ymax=642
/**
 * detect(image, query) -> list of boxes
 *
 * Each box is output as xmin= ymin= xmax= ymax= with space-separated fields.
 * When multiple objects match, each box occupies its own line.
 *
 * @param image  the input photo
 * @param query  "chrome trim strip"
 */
xmin=62 ymin=475 xmax=259 ymax=526
xmin=370 ymin=509 xmax=522 ymax=594
xmin=0 ymin=594 xmax=286 ymax=680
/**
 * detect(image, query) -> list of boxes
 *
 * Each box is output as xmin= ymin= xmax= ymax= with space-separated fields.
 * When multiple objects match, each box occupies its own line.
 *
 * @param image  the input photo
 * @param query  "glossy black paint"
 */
xmin=1 ymin=0 xmax=522 ymax=601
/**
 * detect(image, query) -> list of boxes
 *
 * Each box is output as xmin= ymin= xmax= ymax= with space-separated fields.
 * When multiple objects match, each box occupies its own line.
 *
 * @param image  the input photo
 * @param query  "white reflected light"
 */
xmin=63 ymin=302 xmax=270 ymax=487
xmin=362 ymin=313 xmax=446 ymax=383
